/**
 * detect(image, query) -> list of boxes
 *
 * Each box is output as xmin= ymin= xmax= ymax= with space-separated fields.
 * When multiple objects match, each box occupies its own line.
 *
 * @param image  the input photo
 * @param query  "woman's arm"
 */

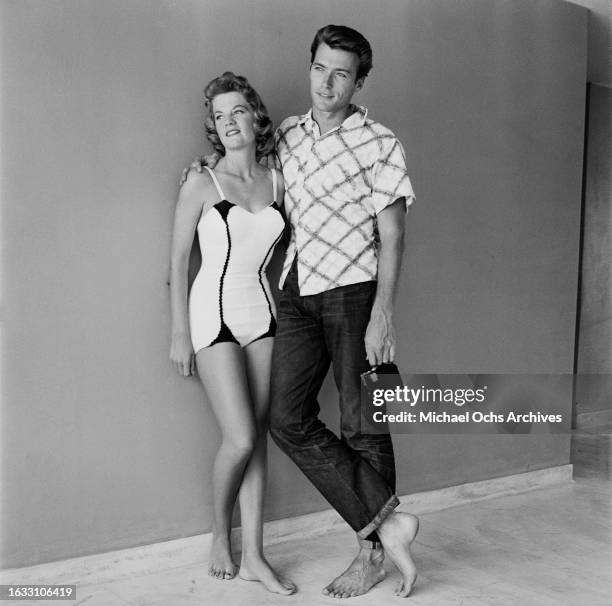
xmin=169 ymin=171 xmax=210 ymax=376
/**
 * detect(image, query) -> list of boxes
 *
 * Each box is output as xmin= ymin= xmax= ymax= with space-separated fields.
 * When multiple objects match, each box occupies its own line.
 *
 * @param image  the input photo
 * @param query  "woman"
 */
xmin=169 ymin=72 xmax=295 ymax=596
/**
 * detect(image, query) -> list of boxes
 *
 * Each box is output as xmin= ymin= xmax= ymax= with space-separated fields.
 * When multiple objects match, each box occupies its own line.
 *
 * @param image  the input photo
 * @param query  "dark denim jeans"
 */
xmin=269 ymin=262 xmax=398 ymax=542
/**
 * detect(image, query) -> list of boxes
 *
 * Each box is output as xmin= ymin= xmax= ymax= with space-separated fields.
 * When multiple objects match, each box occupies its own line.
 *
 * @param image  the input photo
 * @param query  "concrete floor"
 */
xmin=18 ymin=467 xmax=609 ymax=605
xmin=3 ymin=432 xmax=610 ymax=606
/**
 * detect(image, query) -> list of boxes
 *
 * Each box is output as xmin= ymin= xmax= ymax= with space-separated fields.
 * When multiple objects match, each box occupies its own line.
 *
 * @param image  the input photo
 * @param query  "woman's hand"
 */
xmin=170 ymin=332 xmax=196 ymax=376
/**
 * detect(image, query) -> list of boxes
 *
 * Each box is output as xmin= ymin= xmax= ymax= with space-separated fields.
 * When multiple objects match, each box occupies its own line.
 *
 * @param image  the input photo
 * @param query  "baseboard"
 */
xmin=576 ymin=408 xmax=612 ymax=430
xmin=0 ymin=464 xmax=572 ymax=586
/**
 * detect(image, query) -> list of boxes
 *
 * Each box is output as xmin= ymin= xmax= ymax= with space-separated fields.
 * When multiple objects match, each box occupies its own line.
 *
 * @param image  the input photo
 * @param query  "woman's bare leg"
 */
xmin=237 ymin=337 xmax=296 ymax=595
xmin=196 ymin=343 xmax=256 ymax=580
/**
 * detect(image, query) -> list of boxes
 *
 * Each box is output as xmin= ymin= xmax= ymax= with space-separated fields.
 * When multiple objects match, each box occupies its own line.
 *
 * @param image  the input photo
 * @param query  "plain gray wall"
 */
xmin=1 ymin=0 xmax=587 ymax=567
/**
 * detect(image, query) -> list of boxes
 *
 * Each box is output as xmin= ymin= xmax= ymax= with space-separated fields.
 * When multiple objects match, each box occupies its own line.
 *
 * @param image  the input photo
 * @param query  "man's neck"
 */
xmin=312 ymin=105 xmax=354 ymax=135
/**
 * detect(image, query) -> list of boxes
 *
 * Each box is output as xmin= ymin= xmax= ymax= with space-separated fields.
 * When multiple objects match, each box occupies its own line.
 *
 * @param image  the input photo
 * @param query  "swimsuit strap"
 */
xmin=271 ymin=168 xmax=277 ymax=203
xmin=204 ymin=166 xmax=226 ymax=201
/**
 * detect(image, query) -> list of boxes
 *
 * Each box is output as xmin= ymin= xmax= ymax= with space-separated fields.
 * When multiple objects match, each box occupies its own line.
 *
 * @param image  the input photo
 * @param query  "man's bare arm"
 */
xmin=364 ymin=198 xmax=406 ymax=366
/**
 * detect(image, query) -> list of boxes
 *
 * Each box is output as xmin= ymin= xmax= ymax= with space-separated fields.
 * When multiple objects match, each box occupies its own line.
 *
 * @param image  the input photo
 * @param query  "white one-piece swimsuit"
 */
xmin=189 ymin=166 xmax=285 ymax=353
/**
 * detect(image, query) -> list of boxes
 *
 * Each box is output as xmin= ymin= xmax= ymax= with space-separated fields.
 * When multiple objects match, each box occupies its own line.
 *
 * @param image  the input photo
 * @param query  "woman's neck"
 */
xmin=218 ymin=148 xmax=259 ymax=180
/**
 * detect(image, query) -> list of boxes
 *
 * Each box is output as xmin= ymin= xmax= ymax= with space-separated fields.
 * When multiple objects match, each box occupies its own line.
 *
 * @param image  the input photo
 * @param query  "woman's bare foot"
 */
xmin=378 ymin=512 xmax=419 ymax=597
xmin=322 ymin=545 xmax=385 ymax=598
xmin=209 ymin=537 xmax=238 ymax=580
xmin=239 ymin=552 xmax=297 ymax=595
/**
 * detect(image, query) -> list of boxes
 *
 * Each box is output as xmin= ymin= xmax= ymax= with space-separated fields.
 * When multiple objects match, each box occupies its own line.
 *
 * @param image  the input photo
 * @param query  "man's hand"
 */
xmin=364 ymin=303 xmax=396 ymax=366
xmin=178 ymin=153 xmax=221 ymax=187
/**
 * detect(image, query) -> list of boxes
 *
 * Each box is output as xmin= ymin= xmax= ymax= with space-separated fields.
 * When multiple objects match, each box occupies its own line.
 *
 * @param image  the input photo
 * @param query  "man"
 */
xmin=187 ymin=24 xmax=419 ymax=599
xmin=269 ymin=25 xmax=419 ymax=599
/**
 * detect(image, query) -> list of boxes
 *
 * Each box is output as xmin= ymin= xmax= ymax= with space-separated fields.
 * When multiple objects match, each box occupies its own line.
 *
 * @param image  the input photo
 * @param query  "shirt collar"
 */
xmin=298 ymin=104 xmax=368 ymax=133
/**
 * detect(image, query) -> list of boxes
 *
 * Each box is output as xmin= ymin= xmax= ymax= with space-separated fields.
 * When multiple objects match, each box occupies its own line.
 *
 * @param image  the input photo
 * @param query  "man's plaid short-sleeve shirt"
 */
xmin=275 ymin=105 xmax=415 ymax=295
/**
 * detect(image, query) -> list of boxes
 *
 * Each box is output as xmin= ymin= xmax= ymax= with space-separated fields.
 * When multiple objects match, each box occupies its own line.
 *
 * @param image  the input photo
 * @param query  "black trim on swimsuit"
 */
xmin=209 ymin=201 xmax=240 ymax=347
xmin=248 ymin=229 xmax=284 ymax=346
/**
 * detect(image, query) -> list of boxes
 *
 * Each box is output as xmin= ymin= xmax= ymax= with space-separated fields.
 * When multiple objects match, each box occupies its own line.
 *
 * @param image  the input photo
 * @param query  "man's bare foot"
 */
xmin=378 ymin=511 xmax=419 ymax=597
xmin=322 ymin=546 xmax=385 ymax=598
xmin=239 ymin=552 xmax=297 ymax=595
xmin=208 ymin=537 xmax=238 ymax=580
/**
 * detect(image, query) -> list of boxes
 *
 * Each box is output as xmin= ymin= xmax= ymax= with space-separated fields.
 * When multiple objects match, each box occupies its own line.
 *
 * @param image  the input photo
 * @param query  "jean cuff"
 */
xmin=356 ymin=494 xmax=400 ymax=541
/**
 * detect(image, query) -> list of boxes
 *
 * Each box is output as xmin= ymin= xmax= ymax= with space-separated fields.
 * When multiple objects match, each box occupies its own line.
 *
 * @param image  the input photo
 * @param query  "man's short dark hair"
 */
xmin=310 ymin=24 xmax=373 ymax=81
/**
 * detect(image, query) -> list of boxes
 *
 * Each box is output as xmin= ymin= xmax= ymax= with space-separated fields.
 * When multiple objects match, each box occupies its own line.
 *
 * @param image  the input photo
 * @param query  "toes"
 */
xmin=268 ymin=578 xmax=296 ymax=596
xmin=323 ymin=579 xmax=368 ymax=598
xmin=282 ymin=588 xmax=296 ymax=596
xmin=209 ymin=563 xmax=236 ymax=580
xmin=395 ymin=581 xmax=413 ymax=598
